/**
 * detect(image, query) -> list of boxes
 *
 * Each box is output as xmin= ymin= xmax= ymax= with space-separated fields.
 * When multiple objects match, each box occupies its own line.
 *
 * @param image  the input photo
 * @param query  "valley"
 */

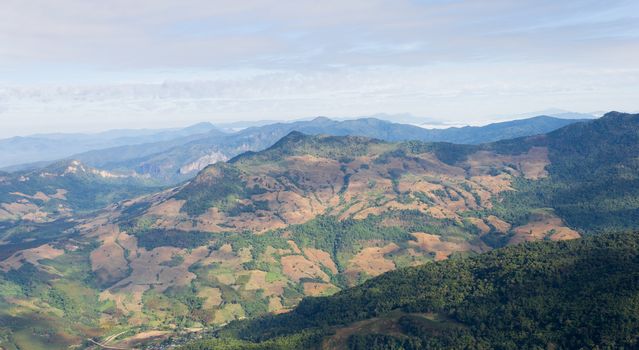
xmin=0 ymin=112 xmax=637 ymax=349
xmin=4 ymin=2 xmax=637 ymax=348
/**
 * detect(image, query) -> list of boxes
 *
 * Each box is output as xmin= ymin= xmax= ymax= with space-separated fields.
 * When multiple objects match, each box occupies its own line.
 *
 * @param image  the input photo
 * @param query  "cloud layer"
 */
xmin=0 ymin=0 xmax=637 ymax=136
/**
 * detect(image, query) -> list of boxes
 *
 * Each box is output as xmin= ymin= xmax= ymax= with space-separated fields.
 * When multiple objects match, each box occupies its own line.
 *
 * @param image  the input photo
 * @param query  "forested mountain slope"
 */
xmin=188 ymin=231 xmax=639 ymax=349
xmin=492 ymin=111 xmax=639 ymax=234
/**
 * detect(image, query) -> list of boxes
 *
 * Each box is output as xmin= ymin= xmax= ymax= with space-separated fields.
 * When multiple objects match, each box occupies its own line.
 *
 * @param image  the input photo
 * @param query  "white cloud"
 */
xmin=0 ymin=0 xmax=637 ymax=136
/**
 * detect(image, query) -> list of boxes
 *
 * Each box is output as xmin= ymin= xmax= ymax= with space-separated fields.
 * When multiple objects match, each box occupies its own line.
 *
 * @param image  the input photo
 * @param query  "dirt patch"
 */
xmin=242 ymin=270 xmax=285 ymax=296
xmin=486 ymin=215 xmax=512 ymax=233
xmin=510 ymin=214 xmax=580 ymax=244
xmin=116 ymin=231 xmax=138 ymax=253
xmin=90 ymin=225 xmax=129 ymax=285
xmin=0 ymin=207 xmax=15 ymax=221
xmin=202 ymin=244 xmax=251 ymax=269
xmin=109 ymin=245 xmax=206 ymax=297
xmin=268 ymin=297 xmax=284 ymax=312
xmin=197 ymin=287 xmax=222 ymax=309
xmin=1 ymin=244 xmax=65 ymax=271
xmin=303 ymin=248 xmax=338 ymax=274
xmin=10 ymin=191 xmax=50 ymax=202
xmin=409 ymin=233 xmax=473 ymax=261
xmin=281 ymin=155 xmax=344 ymax=195
xmin=147 ymin=199 xmax=185 ymax=217
xmin=426 ymin=206 xmax=457 ymax=220
xmin=465 ymin=217 xmax=491 ymax=234
xmin=90 ymin=238 xmax=129 ymax=285
xmin=225 ymin=210 xmax=289 ymax=233
xmin=281 ymin=255 xmax=330 ymax=282
xmin=518 ymin=147 xmax=550 ymax=179
xmin=272 ymin=191 xmax=322 ymax=225
xmin=244 ymin=270 xmax=266 ymax=290
xmin=338 ymin=200 xmax=367 ymax=220
xmin=346 ymin=244 xmax=398 ymax=277
xmin=260 ymin=246 xmax=291 ymax=265
xmin=101 ymin=244 xmax=210 ymax=319
xmin=1 ymin=202 xmax=43 ymax=220
xmin=469 ymin=174 xmax=513 ymax=194
xmin=465 ymin=147 xmax=549 ymax=180
xmin=303 ymin=282 xmax=337 ymax=296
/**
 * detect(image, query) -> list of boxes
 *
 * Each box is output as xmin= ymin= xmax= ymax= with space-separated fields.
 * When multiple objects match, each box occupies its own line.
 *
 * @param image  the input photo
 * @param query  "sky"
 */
xmin=0 ymin=0 xmax=638 ymax=137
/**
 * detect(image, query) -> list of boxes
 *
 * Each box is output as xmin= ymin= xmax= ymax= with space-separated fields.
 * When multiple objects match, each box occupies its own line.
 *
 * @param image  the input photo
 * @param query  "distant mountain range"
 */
xmin=4 ymin=115 xmax=586 ymax=184
xmin=490 ymin=108 xmax=599 ymax=121
xmin=0 ymin=122 xmax=218 ymax=170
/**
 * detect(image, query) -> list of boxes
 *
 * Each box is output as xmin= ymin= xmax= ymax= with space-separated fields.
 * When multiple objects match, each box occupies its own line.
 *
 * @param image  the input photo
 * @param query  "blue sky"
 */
xmin=0 ymin=0 xmax=638 ymax=137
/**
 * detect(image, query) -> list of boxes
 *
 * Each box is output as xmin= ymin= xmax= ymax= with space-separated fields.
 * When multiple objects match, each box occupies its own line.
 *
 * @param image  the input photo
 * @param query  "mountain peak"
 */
xmin=309 ymin=116 xmax=332 ymax=123
xmin=228 ymin=131 xmax=380 ymax=166
xmin=183 ymin=121 xmax=217 ymax=133
xmin=277 ymin=130 xmax=309 ymax=143
xmin=601 ymin=111 xmax=635 ymax=119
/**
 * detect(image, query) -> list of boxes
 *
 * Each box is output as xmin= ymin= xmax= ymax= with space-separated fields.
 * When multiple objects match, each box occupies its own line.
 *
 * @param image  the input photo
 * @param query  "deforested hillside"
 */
xmin=0 ymin=112 xmax=637 ymax=349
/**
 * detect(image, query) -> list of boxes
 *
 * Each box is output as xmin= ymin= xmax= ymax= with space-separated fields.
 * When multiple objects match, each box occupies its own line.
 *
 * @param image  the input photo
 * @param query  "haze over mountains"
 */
xmin=2 ymin=114 xmax=587 ymax=184
xmin=0 ymin=111 xmax=637 ymax=349
xmin=0 ymin=122 xmax=218 ymax=170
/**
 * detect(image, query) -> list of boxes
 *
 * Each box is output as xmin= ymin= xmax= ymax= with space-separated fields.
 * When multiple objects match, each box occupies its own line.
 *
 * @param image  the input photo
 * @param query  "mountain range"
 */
xmin=0 ymin=122 xmax=218 ymax=170
xmin=0 ymin=111 xmax=637 ymax=349
xmin=5 ymin=115 xmax=585 ymax=184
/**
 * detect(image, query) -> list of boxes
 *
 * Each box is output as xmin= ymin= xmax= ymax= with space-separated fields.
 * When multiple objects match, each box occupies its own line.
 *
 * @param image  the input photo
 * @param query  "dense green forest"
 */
xmin=181 ymin=231 xmax=639 ymax=350
xmin=491 ymin=112 xmax=639 ymax=234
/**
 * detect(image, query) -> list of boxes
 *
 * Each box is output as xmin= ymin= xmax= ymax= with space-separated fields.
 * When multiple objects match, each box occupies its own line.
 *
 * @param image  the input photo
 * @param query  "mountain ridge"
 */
xmin=0 ymin=122 xmax=222 ymax=171
xmin=3 ymin=115 xmax=585 ymax=185
xmin=0 ymin=112 xmax=637 ymax=349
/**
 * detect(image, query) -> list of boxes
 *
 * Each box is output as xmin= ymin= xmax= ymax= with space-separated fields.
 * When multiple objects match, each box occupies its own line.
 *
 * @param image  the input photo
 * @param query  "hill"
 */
xmin=410 ymin=115 xmax=585 ymax=144
xmin=189 ymin=231 xmax=639 ymax=349
xmin=0 ymin=160 xmax=159 ymax=222
xmin=61 ymin=115 xmax=582 ymax=184
xmin=0 ymin=112 xmax=635 ymax=349
xmin=0 ymin=160 xmax=161 ymax=262
xmin=491 ymin=111 xmax=639 ymax=234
